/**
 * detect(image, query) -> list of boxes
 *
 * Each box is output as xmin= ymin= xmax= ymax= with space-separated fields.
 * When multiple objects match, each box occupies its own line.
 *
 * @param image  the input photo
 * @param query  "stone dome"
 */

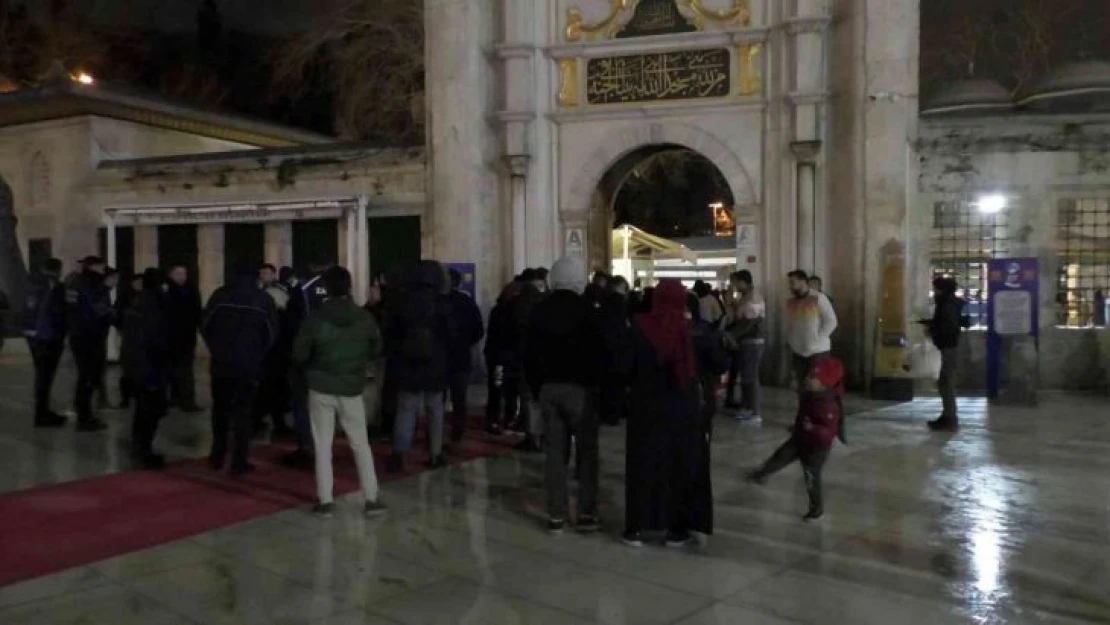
xmin=1020 ymin=60 xmax=1110 ymax=112
xmin=921 ymin=79 xmax=1013 ymax=117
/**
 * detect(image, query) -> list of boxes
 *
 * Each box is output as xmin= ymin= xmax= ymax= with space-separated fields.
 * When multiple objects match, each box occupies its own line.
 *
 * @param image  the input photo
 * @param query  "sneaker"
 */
xmin=426 ymin=455 xmax=447 ymax=469
xmin=724 ymin=400 xmax=742 ymax=410
xmin=927 ymin=417 xmax=959 ymax=432
xmin=803 ymin=508 xmax=824 ymax=522
xmin=665 ymin=531 xmax=697 ymax=548
xmin=34 ymin=413 xmax=67 ymax=428
xmin=576 ymin=515 xmax=600 ymax=534
xmin=733 ymin=410 xmax=761 ymax=422
xmin=514 ymin=436 xmax=541 ymax=453
xmin=179 ymin=404 xmax=205 ymax=414
xmin=621 ymin=530 xmax=644 ymax=548
xmin=745 ymin=470 xmax=767 ymax=486
xmin=312 ymin=502 xmax=336 ymax=518
xmin=484 ymin=423 xmax=502 ymax=437
xmin=76 ymin=417 xmax=108 ymax=432
xmin=547 ymin=518 xmax=566 ymax=534
xmin=364 ymin=500 xmax=388 ymax=518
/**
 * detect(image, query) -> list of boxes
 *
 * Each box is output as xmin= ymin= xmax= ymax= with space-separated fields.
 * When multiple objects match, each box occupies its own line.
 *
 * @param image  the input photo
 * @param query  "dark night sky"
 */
xmin=23 ymin=0 xmax=318 ymax=34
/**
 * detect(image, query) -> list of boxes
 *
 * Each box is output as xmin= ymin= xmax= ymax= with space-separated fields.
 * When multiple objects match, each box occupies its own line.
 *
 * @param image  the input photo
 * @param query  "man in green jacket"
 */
xmin=292 ymin=266 xmax=386 ymax=518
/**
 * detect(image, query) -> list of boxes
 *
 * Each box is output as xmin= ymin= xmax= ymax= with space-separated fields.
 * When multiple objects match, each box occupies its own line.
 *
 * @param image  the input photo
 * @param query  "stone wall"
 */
xmin=917 ymin=114 xmax=1110 ymax=390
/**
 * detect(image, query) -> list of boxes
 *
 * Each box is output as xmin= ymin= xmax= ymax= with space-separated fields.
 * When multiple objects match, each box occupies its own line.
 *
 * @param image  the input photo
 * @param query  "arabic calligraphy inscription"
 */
xmin=585 ymin=48 xmax=731 ymax=105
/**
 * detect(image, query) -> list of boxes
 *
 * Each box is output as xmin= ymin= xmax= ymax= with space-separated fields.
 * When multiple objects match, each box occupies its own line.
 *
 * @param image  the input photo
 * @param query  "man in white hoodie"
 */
xmin=785 ymin=270 xmax=838 ymax=387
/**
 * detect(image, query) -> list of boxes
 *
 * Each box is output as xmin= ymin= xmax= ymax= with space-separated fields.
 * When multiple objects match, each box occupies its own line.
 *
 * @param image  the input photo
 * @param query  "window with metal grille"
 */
xmin=929 ymin=199 xmax=1011 ymax=328
xmin=1056 ymin=198 xmax=1110 ymax=328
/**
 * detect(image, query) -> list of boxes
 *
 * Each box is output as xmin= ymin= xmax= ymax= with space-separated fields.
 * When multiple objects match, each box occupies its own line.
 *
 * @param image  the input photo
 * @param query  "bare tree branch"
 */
xmin=271 ymin=0 xmax=424 ymax=143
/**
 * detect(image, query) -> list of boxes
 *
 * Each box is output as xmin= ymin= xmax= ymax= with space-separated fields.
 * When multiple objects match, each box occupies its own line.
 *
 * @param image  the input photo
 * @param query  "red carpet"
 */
xmin=0 ymin=421 xmax=515 ymax=586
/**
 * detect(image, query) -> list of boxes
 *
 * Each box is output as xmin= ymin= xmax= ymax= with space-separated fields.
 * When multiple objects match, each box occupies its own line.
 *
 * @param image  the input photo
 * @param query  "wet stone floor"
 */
xmin=0 ymin=349 xmax=1108 ymax=624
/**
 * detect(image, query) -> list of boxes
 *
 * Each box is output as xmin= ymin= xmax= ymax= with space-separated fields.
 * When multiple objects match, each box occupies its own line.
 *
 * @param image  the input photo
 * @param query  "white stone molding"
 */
xmin=550 ymin=99 xmax=766 ymax=123
xmin=494 ymin=43 xmax=537 ymax=59
xmin=546 ymin=28 xmax=770 ymax=59
xmin=787 ymin=91 xmax=830 ymax=105
xmin=561 ymin=121 xmax=758 ymax=218
xmin=785 ymin=16 xmax=831 ymax=35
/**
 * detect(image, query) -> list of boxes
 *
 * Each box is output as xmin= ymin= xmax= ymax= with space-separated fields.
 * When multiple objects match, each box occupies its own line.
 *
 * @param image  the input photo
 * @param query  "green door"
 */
xmin=292 ymin=219 xmax=339 ymax=273
xmin=223 ymin=224 xmax=265 ymax=285
xmin=369 ymin=216 xmax=421 ymax=281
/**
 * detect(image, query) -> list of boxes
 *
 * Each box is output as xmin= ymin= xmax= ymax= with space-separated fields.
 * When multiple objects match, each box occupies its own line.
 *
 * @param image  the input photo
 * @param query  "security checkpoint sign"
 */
xmin=565 ymin=228 xmax=585 ymax=259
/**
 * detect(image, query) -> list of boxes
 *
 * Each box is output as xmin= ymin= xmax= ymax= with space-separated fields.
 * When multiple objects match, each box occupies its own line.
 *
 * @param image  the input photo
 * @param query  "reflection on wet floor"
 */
xmin=0 ymin=353 xmax=1108 ymax=624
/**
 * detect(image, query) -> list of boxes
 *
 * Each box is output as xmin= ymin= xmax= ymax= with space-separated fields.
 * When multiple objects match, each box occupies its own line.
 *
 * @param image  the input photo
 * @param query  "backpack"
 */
xmin=401 ymin=324 xmax=436 ymax=362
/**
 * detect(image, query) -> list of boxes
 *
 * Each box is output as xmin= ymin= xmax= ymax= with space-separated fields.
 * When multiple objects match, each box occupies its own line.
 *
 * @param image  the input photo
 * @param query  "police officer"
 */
xmin=24 ymin=257 xmax=68 ymax=427
xmin=66 ymin=256 xmax=113 ymax=431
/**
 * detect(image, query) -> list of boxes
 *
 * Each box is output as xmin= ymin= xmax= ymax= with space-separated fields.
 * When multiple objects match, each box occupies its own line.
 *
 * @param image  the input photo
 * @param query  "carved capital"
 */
xmin=504 ymin=155 xmax=531 ymax=177
xmin=790 ymin=140 xmax=822 ymax=164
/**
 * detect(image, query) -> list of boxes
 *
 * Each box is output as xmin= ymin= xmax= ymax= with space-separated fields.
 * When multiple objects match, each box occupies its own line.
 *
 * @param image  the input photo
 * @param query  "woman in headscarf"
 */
xmin=622 ymin=279 xmax=713 ymax=548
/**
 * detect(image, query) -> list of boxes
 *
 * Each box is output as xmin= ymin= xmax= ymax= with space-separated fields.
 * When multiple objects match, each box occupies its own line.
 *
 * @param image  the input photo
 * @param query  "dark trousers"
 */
xmin=757 ymin=436 xmax=829 ymax=513
xmin=210 ymin=377 xmax=257 ymax=469
xmin=599 ymin=382 xmax=627 ymax=425
xmin=252 ymin=362 xmax=290 ymax=430
xmin=938 ymin=347 xmax=958 ymax=420
xmin=699 ymin=374 xmax=718 ymax=437
xmin=485 ymin=363 xmax=520 ymax=430
xmin=119 ymin=375 xmax=135 ymax=407
xmin=30 ymin=340 xmax=64 ymax=419
xmin=169 ymin=348 xmax=197 ymax=408
xmin=131 ymin=386 xmax=167 ymax=456
xmin=377 ymin=374 xmax=398 ymax=439
xmin=72 ymin=341 xmax=107 ymax=422
xmin=540 ymin=384 xmax=598 ymax=520
xmin=448 ymin=369 xmax=470 ymax=442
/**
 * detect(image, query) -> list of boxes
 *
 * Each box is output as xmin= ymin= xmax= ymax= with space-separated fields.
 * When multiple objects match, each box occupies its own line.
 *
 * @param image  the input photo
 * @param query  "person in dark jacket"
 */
xmin=252 ymin=264 xmax=293 ymax=437
xmin=925 ymin=276 xmax=966 ymax=432
xmin=65 ymin=255 xmax=113 ymax=431
xmin=282 ymin=262 xmax=332 ymax=467
xmin=748 ymin=355 xmax=844 ymax=521
xmin=622 ymin=280 xmax=712 ymax=549
xmin=293 ymin=266 xmax=387 ymax=518
xmin=94 ymin=267 xmax=120 ymax=410
xmin=509 ymin=268 xmax=547 ymax=450
xmin=202 ymin=267 xmax=279 ymax=474
xmin=445 ymin=268 xmax=485 ymax=443
xmin=525 ymin=257 xmax=605 ymax=534
xmin=686 ymin=292 xmax=731 ymax=436
xmin=121 ymin=268 xmax=171 ymax=469
xmin=23 ymin=257 xmax=68 ymax=427
xmin=386 ymin=261 xmax=455 ymax=472
xmin=165 ymin=264 xmax=203 ymax=412
xmin=596 ymin=276 xmax=631 ymax=426
xmin=483 ymin=280 xmax=523 ymax=435
xmin=115 ymin=273 xmax=145 ymax=410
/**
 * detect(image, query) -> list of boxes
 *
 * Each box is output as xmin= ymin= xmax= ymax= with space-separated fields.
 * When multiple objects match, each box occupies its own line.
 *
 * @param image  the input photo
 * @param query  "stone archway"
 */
xmin=560 ymin=121 xmax=758 ymax=269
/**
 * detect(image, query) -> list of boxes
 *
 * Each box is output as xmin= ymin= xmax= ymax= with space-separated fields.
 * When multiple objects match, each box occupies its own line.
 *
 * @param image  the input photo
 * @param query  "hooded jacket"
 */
xmin=795 ymin=355 xmax=845 ymax=451
xmin=385 ymin=261 xmax=455 ymax=392
xmin=120 ymin=289 xmax=170 ymax=389
xmin=525 ymin=285 xmax=604 ymax=393
xmin=201 ymin=273 xmax=279 ymax=380
xmin=65 ymin=269 xmax=113 ymax=345
xmin=292 ymin=297 xmax=383 ymax=397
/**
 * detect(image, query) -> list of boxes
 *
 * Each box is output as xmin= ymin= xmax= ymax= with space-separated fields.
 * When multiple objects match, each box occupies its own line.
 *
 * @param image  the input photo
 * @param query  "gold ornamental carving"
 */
xmin=558 ymin=58 xmax=581 ymax=106
xmin=565 ymin=0 xmax=635 ymax=42
xmin=737 ymin=41 xmax=762 ymax=96
xmin=680 ymin=0 xmax=752 ymax=29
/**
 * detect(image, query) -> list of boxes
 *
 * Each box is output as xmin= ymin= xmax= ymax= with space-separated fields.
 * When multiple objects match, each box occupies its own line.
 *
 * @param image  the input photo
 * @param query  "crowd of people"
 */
xmin=21 ymin=250 xmax=966 ymax=544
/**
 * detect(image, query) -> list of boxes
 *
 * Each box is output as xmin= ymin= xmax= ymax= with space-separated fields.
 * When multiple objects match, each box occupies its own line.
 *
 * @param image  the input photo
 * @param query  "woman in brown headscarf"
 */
xmin=622 ymin=279 xmax=713 ymax=548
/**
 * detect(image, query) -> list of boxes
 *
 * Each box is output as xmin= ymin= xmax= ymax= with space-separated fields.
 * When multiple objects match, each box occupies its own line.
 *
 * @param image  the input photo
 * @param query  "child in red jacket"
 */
xmin=747 ymin=355 xmax=844 ymax=521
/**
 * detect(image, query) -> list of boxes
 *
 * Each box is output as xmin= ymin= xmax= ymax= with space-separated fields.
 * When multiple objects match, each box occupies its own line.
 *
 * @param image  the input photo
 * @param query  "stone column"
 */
xmin=425 ymin=0 xmax=500 ymax=307
xmin=505 ymin=155 xmax=529 ymax=274
xmin=791 ymin=141 xmax=821 ymax=274
xmin=264 ymin=221 xmax=293 ymax=268
xmin=197 ymin=224 xmax=224 ymax=302
xmin=828 ymin=0 xmax=920 ymax=385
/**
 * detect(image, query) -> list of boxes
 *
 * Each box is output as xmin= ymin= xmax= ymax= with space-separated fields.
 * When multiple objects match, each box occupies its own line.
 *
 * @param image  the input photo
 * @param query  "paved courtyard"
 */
xmin=0 ymin=349 xmax=1108 ymax=624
